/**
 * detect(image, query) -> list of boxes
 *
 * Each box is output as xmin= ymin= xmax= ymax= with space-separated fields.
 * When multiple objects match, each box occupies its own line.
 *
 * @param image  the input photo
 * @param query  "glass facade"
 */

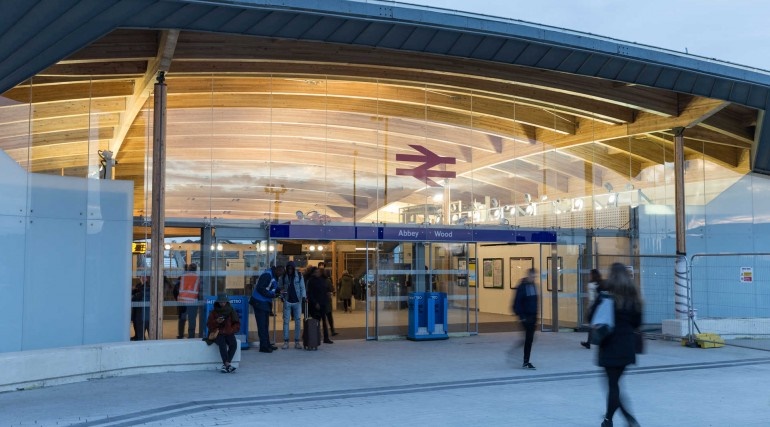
xmin=1 ymin=29 xmax=766 ymax=344
xmin=1 ymin=71 xmax=753 ymax=231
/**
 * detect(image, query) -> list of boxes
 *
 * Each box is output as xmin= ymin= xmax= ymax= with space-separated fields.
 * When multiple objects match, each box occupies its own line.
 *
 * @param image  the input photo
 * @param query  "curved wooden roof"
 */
xmin=0 ymin=1 xmax=767 ymax=221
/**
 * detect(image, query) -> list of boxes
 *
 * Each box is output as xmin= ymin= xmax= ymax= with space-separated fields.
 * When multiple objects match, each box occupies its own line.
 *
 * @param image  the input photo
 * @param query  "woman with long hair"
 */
xmin=598 ymin=263 xmax=642 ymax=427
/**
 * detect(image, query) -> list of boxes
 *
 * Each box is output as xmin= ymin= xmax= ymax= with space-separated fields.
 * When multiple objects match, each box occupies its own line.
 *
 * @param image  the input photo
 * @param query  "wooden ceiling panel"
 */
xmin=0 ymin=28 xmax=760 ymax=220
xmin=3 ymin=80 xmax=134 ymax=103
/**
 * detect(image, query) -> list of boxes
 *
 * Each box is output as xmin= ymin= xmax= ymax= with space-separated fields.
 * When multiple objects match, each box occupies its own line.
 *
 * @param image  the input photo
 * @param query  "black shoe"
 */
xmin=226 ymin=365 xmax=237 ymax=373
xmin=580 ymin=341 xmax=591 ymax=349
xmin=270 ymin=344 xmax=278 ymax=350
xmin=259 ymin=348 xmax=273 ymax=353
xmin=323 ymin=339 xmax=334 ymax=344
xmin=601 ymin=417 xmax=613 ymax=427
xmin=332 ymin=332 xmax=339 ymax=336
xmin=522 ymin=362 xmax=536 ymax=370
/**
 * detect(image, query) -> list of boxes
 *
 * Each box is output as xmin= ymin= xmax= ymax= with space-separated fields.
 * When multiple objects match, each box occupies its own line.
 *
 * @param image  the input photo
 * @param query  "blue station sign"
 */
xmin=270 ymin=224 xmax=556 ymax=243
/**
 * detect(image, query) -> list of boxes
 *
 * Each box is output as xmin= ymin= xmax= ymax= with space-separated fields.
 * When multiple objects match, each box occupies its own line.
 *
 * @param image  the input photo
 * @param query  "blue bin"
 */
xmin=204 ymin=295 xmax=250 ymax=349
xmin=407 ymin=292 xmax=448 ymax=341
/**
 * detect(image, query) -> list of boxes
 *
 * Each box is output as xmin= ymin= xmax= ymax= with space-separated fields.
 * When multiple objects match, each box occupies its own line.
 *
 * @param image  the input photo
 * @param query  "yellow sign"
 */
xmin=132 ymin=242 xmax=147 ymax=254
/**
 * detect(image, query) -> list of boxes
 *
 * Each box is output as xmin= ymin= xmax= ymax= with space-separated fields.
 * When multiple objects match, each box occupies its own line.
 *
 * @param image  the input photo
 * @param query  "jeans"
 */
xmin=253 ymin=300 xmax=272 ymax=350
xmin=283 ymin=300 xmax=302 ymax=342
xmin=215 ymin=333 xmax=237 ymax=364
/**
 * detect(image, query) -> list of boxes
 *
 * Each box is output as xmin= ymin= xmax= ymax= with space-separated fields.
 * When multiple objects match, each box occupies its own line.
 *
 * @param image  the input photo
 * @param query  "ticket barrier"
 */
xmin=407 ymin=292 xmax=448 ymax=341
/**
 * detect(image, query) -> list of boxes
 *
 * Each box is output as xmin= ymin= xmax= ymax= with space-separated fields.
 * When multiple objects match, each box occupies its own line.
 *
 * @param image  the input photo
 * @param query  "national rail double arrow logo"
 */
xmin=395 ymin=145 xmax=456 ymax=187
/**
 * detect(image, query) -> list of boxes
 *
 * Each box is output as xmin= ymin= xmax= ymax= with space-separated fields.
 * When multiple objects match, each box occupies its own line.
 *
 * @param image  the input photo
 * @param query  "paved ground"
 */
xmin=2 ymin=332 xmax=769 ymax=426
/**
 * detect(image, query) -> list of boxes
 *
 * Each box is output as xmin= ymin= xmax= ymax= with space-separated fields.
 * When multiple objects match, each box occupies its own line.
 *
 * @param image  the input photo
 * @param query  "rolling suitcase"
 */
xmin=303 ymin=300 xmax=321 ymax=351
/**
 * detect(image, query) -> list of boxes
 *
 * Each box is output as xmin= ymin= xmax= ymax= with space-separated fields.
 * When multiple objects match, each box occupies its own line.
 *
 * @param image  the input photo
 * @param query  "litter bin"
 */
xmin=204 ymin=295 xmax=250 ymax=349
xmin=407 ymin=292 xmax=448 ymax=341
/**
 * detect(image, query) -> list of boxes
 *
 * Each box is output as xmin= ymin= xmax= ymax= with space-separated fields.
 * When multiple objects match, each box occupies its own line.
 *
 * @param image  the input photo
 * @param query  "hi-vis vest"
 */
xmin=178 ymin=273 xmax=200 ymax=303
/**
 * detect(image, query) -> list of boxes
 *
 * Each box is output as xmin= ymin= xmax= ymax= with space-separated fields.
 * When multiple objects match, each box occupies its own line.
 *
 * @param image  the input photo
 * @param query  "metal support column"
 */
xmin=149 ymin=72 xmax=167 ymax=340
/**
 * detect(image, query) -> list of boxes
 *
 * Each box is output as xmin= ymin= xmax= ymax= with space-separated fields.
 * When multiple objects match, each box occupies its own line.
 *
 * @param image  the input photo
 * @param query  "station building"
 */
xmin=2 ymin=0 xmax=770 ymax=352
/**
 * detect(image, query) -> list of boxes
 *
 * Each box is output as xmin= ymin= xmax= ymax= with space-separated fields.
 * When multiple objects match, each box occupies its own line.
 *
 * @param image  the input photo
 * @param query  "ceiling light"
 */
xmin=317 ymin=245 xmax=324 ymax=251
xmin=164 ymin=243 xmax=171 ymax=250
xmin=525 ymin=204 xmax=535 ymax=216
xmin=309 ymin=245 xmax=316 ymax=251
xmin=268 ymin=245 xmax=275 ymax=251
xmin=573 ymin=198 xmax=584 ymax=211
xmin=432 ymin=193 xmax=443 ymax=202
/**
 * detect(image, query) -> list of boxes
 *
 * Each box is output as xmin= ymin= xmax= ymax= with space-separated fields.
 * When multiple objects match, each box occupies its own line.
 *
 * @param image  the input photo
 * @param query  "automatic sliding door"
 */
xmin=539 ymin=244 xmax=582 ymax=331
xmin=430 ymin=242 xmax=475 ymax=334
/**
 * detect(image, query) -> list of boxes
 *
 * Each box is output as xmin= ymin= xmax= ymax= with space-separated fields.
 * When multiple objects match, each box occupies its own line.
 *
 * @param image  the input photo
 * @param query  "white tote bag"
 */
xmin=590 ymin=296 xmax=615 ymax=345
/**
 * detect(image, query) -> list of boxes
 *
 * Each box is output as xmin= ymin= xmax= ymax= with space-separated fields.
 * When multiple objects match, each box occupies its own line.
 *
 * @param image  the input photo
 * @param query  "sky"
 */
xmin=402 ymin=0 xmax=770 ymax=71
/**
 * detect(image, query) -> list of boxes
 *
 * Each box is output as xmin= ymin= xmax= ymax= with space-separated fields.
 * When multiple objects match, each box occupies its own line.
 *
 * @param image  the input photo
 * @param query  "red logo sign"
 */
xmin=395 ymin=145 xmax=456 ymax=187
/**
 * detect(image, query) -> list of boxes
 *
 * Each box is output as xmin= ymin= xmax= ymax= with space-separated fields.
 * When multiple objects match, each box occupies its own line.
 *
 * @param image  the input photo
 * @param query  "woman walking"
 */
xmin=598 ymin=263 xmax=642 ymax=427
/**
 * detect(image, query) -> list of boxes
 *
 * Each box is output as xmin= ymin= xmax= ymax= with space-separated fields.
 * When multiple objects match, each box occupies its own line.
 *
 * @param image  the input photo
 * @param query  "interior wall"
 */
xmin=476 ymin=244 xmax=541 ymax=316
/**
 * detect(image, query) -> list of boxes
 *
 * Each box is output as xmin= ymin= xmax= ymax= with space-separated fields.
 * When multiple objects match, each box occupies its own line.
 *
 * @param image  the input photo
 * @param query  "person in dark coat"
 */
xmin=306 ymin=266 xmax=333 ymax=344
xmin=251 ymin=265 xmax=284 ymax=353
xmin=512 ymin=268 xmax=538 ymax=369
xmin=337 ymin=270 xmax=354 ymax=313
xmin=131 ymin=275 xmax=151 ymax=340
xmin=598 ymin=263 xmax=642 ymax=427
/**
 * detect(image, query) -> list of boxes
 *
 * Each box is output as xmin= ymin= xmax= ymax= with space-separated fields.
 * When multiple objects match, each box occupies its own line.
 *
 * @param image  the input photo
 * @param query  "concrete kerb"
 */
xmin=0 ymin=339 xmax=240 ymax=393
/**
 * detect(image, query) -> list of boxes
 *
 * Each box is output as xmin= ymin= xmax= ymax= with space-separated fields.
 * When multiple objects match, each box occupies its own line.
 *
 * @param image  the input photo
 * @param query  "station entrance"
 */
xmin=133 ymin=224 xmax=590 ymax=341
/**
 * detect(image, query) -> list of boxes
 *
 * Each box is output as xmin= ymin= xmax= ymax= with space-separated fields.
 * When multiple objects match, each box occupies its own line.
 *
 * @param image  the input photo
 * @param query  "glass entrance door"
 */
xmin=364 ymin=241 xmax=474 ymax=340
xmin=539 ymin=244 xmax=582 ymax=331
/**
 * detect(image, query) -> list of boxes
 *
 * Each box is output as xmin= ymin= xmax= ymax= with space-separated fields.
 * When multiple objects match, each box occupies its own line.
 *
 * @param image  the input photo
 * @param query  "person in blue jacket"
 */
xmin=512 ymin=268 xmax=538 ymax=370
xmin=251 ymin=265 xmax=284 ymax=353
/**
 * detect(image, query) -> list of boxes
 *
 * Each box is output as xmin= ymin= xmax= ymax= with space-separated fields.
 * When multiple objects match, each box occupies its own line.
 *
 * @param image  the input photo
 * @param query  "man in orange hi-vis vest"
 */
xmin=177 ymin=263 xmax=201 ymax=338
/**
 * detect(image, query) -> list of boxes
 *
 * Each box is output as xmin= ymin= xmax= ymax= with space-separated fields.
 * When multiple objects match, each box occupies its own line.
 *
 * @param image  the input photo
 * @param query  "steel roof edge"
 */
xmin=183 ymin=0 xmax=770 ymax=86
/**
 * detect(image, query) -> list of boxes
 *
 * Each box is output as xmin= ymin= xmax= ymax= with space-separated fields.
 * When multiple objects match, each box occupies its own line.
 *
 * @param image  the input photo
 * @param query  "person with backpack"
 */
xmin=279 ymin=261 xmax=306 ymax=349
xmin=250 ymin=265 xmax=284 ymax=353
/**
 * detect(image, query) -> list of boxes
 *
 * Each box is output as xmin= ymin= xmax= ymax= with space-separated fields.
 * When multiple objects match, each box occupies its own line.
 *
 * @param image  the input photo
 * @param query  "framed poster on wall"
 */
xmin=468 ymin=259 xmax=476 ymax=287
xmin=482 ymin=258 xmax=503 ymax=288
xmin=510 ymin=257 xmax=535 ymax=288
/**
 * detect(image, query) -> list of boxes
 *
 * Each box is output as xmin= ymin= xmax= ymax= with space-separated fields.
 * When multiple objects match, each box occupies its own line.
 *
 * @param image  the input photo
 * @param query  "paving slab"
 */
xmin=2 ymin=332 xmax=769 ymax=426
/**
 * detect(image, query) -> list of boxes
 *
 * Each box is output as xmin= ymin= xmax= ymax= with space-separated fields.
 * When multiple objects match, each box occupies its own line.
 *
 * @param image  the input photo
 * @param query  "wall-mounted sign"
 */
xmin=395 ymin=144 xmax=456 ymax=186
xmin=132 ymin=242 xmax=147 ymax=254
xmin=740 ymin=267 xmax=753 ymax=283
